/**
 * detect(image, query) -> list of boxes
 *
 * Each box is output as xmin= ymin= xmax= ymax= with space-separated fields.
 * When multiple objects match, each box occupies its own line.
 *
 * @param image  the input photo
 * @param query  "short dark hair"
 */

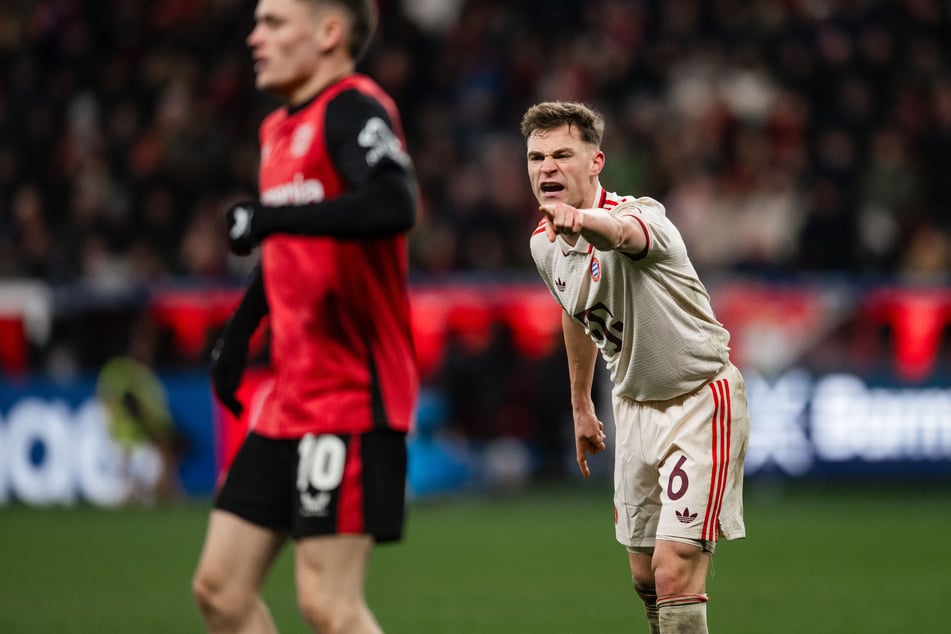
xmin=520 ymin=101 xmax=605 ymax=148
xmin=306 ymin=0 xmax=378 ymax=61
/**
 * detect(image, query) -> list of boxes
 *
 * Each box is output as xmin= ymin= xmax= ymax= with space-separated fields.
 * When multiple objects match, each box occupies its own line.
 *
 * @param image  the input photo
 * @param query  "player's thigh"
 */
xmin=194 ymin=509 xmax=287 ymax=592
xmin=294 ymin=534 xmax=375 ymax=599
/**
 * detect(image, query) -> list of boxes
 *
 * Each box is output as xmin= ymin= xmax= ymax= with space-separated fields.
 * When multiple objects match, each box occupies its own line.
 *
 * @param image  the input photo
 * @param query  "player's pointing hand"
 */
xmin=540 ymin=203 xmax=584 ymax=242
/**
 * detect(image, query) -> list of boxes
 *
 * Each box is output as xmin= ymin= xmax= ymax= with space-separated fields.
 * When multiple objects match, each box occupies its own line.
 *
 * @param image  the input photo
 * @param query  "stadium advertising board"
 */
xmin=0 ymin=375 xmax=219 ymax=506
xmin=745 ymin=370 xmax=951 ymax=477
xmin=0 ymin=369 xmax=949 ymax=506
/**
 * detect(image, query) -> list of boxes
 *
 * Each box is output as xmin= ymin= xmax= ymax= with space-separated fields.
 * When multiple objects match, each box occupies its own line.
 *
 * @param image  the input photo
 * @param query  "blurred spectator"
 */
xmin=95 ymin=313 xmax=187 ymax=504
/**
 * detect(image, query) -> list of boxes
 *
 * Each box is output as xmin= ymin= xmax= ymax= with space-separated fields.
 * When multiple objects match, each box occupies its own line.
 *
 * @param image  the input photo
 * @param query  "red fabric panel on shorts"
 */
xmin=337 ymin=434 xmax=365 ymax=534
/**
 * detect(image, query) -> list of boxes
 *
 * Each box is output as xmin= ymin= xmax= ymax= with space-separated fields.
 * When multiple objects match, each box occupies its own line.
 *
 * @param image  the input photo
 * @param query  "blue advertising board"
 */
xmin=0 ymin=368 xmax=949 ymax=506
xmin=0 ymin=373 xmax=218 ymax=505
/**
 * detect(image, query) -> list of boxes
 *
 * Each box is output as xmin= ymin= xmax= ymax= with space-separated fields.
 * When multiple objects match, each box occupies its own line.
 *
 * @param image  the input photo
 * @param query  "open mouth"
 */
xmin=540 ymin=183 xmax=564 ymax=193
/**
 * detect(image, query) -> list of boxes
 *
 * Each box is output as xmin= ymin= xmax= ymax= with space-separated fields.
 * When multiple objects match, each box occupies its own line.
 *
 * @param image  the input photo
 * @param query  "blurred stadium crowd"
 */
xmin=1 ymin=0 xmax=950 ymax=287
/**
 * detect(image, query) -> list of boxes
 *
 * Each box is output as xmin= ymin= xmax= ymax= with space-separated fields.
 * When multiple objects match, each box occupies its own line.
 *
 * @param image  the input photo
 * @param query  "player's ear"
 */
xmin=315 ymin=11 xmax=346 ymax=54
xmin=591 ymin=149 xmax=605 ymax=177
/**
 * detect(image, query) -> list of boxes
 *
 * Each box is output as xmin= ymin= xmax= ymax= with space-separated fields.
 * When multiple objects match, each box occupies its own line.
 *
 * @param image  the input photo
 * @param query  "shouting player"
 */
xmin=524 ymin=101 xmax=750 ymax=633
xmin=192 ymin=1 xmax=418 ymax=632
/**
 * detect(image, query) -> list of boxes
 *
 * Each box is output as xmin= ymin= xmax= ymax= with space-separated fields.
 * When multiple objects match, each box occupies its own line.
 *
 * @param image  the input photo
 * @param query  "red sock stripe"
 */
xmin=702 ymin=379 xmax=732 ymax=541
xmin=656 ymin=593 xmax=709 ymax=607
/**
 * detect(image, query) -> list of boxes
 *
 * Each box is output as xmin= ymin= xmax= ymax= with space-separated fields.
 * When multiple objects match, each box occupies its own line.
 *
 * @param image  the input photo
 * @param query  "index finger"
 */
xmin=577 ymin=447 xmax=590 ymax=479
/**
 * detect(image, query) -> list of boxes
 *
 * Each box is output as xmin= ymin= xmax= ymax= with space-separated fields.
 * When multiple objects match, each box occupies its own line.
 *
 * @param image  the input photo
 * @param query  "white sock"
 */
xmin=657 ymin=594 xmax=708 ymax=633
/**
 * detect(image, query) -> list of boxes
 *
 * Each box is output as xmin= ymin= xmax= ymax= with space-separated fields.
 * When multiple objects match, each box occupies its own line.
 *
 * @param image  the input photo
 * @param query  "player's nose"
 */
xmin=540 ymin=156 xmax=557 ymax=173
xmin=247 ymin=23 xmax=263 ymax=48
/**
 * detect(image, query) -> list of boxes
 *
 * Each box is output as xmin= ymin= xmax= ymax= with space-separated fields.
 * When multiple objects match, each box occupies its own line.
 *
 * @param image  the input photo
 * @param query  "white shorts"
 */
xmin=613 ymin=362 xmax=749 ymax=550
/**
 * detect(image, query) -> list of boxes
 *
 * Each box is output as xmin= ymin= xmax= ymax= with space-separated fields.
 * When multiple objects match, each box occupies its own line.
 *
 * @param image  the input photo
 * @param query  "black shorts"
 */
xmin=215 ymin=429 xmax=407 ymax=542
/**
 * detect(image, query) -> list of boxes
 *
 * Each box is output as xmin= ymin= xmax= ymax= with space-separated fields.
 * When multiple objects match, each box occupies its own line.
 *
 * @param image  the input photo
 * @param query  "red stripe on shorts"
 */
xmin=702 ymin=383 xmax=721 ymax=541
xmin=713 ymin=380 xmax=731 ymax=538
xmin=337 ymin=435 xmax=365 ymax=534
xmin=702 ymin=379 xmax=732 ymax=541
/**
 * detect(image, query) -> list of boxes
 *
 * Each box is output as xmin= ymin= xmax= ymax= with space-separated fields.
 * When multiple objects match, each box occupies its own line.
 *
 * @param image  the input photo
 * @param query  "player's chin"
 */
xmin=255 ymin=73 xmax=274 ymax=91
xmin=255 ymin=71 xmax=285 ymax=93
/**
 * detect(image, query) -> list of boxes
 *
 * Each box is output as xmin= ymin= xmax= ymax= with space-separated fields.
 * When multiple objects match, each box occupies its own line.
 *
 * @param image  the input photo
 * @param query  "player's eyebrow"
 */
xmin=527 ymin=147 xmax=575 ymax=160
xmin=254 ymin=12 xmax=285 ymax=27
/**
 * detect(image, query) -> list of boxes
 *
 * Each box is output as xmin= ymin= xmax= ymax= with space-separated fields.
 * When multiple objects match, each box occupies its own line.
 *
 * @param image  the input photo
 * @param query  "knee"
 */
xmin=192 ymin=569 xmax=218 ymax=614
xmin=298 ymin=591 xmax=366 ymax=634
xmin=628 ymin=549 xmax=655 ymax=591
xmin=652 ymin=559 xmax=688 ymax=595
xmin=192 ymin=568 xmax=246 ymax=627
xmin=651 ymin=542 xmax=709 ymax=596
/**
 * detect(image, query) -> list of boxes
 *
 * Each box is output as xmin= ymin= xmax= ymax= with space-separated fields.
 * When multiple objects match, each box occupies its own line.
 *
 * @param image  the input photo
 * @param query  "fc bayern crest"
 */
xmin=590 ymin=256 xmax=601 ymax=282
xmin=291 ymin=123 xmax=315 ymax=157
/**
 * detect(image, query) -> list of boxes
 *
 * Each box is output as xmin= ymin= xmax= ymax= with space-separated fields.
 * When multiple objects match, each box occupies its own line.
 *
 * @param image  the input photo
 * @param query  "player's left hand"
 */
xmin=225 ymin=201 xmax=261 ymax=256
xmin=539 ymin=202 xmax=584 ymax=242
xmin=209 ymin=318 xmax=250 ymax=417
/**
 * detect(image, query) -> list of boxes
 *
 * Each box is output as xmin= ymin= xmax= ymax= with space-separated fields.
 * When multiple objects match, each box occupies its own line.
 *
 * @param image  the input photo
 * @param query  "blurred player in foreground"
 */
xmin=191 ymin=1 xmax=418 ymax=632
xmin=524 ymin=101 xmax=750 ymax=633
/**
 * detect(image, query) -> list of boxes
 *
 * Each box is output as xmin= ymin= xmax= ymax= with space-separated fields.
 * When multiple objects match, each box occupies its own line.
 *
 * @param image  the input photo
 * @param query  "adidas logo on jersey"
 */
xmin=676 ymin=508 xmax=698 ymax=524
xmin=555 ymin=278 xmax=566 ymax=292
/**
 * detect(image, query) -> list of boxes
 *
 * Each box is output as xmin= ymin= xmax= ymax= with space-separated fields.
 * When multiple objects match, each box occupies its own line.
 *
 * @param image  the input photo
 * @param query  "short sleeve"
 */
xmin=611 ymin=197 xmax=682 ymax=260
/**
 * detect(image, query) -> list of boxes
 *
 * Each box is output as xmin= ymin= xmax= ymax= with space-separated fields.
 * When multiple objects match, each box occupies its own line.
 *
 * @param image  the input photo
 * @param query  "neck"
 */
xmin=580 ymin=181 xmax=601 ymax=209
xmin=286 ymin=57 xmax=355 ymax=107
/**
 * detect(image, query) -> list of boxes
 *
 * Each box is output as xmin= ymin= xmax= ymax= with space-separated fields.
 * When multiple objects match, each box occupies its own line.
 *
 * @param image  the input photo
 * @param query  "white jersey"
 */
xmin=530 ymin=186 xmax=730 ymax=402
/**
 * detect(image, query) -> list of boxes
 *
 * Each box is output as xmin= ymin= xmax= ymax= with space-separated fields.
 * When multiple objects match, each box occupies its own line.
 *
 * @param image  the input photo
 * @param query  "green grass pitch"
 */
xmin=1 ymin=481 xmax=949 ymax=633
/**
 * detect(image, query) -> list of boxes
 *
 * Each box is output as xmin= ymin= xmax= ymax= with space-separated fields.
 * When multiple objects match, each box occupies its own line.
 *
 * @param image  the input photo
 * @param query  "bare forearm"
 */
xmin=580 ymin=208 xmax=646 ymax=253
xmin=562 ymin=311 xmax=598 ymax=414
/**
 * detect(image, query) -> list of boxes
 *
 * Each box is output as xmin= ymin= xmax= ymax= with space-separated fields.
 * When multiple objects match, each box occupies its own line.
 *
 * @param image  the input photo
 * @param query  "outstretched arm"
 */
xmin=562 ymin=311 xmax=607 ymax=478
xmin=539 ymin=202 xmax=647 ymax=254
